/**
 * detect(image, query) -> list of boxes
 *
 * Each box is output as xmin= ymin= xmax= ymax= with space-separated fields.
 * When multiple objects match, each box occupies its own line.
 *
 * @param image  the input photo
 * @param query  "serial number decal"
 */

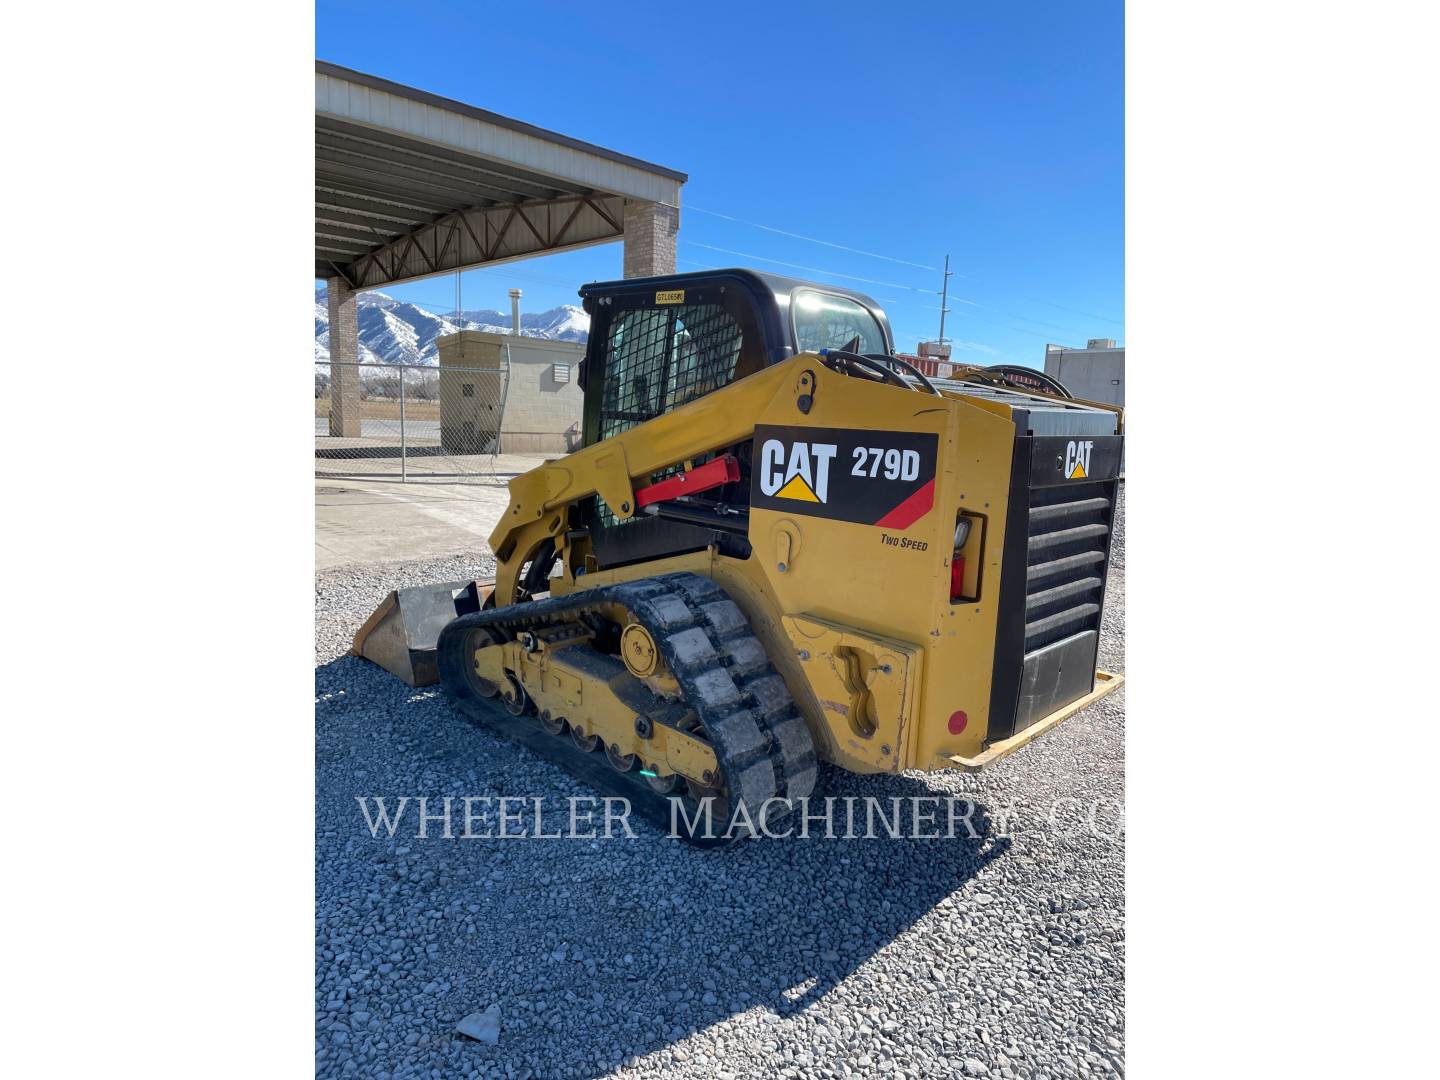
xmin=750 ymin=425 xmax=938 ymax=529
xmin=655 ymin=289 xmax=685 ymax=304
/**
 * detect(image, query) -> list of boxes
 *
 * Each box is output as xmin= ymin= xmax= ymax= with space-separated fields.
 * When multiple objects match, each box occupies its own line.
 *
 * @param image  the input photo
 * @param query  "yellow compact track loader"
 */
xmin=353 ymin=269 xmax=1123 ymax=843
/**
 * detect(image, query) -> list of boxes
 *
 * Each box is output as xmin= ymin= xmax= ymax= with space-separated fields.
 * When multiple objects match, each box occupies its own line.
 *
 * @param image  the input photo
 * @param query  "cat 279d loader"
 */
xmin=353 ymin=269 xmax=1123 ymax=843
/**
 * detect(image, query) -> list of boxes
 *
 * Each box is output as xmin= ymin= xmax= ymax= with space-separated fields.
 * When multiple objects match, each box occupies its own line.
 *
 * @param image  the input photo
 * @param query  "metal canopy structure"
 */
xmin=316 ymin=62 xmax=687 ymax=289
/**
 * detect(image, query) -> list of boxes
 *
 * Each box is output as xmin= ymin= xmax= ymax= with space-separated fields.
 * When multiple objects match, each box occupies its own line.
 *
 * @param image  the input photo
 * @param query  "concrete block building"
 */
xmin=436 ymin=332 xmax=506 ymax=454
xmin=1044 ymin=339 xmax=1125 ymax=406
xmin=437 ymin=331 xmax=586 ymax=454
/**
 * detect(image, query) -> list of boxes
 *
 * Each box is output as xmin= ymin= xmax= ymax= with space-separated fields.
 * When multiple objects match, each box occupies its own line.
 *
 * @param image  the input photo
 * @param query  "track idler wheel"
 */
xmin=437 ymin=623 xmax=503 ymax=702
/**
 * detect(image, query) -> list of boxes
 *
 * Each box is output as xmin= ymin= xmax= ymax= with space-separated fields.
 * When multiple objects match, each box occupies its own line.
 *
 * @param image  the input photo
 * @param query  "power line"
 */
xmin=892 ymin=327 xmax=1008 ymax=360
xmin=673 ymin=198 xmax=1121 ymax=328
xmin=682 ymin=234 xmax=1111 ymax=340
xmin=887 ymin=290 xmax=1092 ymax=345
xmin=902 ymin=281 xmax=1102 ymax=340
xmin=682 ymin=205 xmax=942 ymax=273
xmin=679 ymin=257 xmax=1076 ymax=352
xmin=678 ymin=257 xmax=1012 ymax=357
xmin=947 ymin=309 xmax=1079 ymax=343
xmin=950 ymin=299 xmax=1089 ymax=337
xmin=677 ymin=256 xmax=908 ymax=306
xmin=682 ymin=241 xmax=941 ymax=295
xmin=1019 ymin=294 xmax=1124 ymax=327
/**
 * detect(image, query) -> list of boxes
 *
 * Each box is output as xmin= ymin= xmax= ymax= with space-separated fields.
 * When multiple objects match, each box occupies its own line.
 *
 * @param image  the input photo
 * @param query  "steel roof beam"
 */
xmin=316 ymin=142 xmax=547 ymax=201
xmin=316 ymin=222 xmax=396 ymax=245
xmin=315 ymin=206 xmax=439 ymax=232
xmin=317 ymin=239 xmax=373 ymax=256
xmin=317 ymin=126 xmax=576 ymax=201
xmin=318 ymin=116 xmax=605 ymax=199
xmin=315 ymin=185 xmax=449 ymax=219
xmin=316 ymin=154 xmax=550 ymax=211
xmin=314 ymin=173 xmax=477 ymax=219
xmin=315 ymin=152 xmax=497 ymax=206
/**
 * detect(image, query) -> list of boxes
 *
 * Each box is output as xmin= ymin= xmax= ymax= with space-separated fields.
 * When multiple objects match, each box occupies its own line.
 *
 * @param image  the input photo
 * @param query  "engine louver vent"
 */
xmin=986 ymin=433 xmax=1122 ymax=744
xmin=1022 ymin=482 xmax=1113 ymax=653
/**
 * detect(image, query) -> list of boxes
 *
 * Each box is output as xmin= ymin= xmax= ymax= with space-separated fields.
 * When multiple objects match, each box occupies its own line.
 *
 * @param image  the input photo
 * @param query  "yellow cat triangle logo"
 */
xmin=1069 ymin=460 xmax=1087 ymax=479
xmin=776 ymin=474 xmax=820 ymax=502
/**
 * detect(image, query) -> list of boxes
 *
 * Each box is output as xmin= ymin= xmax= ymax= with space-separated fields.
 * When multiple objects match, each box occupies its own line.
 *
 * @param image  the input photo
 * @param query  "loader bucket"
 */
xmin=351 ymin=580 xmax=494 ymax=687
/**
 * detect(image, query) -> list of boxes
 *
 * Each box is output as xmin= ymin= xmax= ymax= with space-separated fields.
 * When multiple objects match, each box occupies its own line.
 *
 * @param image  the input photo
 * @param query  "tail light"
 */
xmin=950 ymin=513 xmax=983 ymax=602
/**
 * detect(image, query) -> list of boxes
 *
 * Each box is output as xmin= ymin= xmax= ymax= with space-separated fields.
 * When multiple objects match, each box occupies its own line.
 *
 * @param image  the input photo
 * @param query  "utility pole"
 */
xmin=937 ymin=254 xmax=952 ymax=345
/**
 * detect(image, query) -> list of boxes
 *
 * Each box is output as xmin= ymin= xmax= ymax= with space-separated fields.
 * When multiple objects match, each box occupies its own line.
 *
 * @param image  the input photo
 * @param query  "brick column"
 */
xmin=622 ymin=200 xmax=678 ymax=278
xmin=327 ymin=276 xmax=361 ymax=437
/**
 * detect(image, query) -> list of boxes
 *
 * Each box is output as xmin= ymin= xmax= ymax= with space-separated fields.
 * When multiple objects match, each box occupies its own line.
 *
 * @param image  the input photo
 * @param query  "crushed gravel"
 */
xmin=316 ymin=487 xmax=1125 ymax=1080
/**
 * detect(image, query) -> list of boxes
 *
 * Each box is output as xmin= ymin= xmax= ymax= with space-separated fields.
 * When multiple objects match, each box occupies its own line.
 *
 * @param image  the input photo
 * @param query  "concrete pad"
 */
xmin=314 ymin=454 xmax=551 ymax=570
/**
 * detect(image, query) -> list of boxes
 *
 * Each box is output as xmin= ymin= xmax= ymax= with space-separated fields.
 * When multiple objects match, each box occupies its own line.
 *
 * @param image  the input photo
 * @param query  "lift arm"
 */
xmin=487 ymin=354 xmax=814 ymax=605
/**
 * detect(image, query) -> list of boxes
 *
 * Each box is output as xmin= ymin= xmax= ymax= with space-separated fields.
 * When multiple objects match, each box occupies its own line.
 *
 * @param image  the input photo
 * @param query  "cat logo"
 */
xmin=758 ymin=438 xmax=837 ymax=503
xmin=750 ymin=424 xmax=938 ymax=527
xmin=1065 ymin=439 xmax=1094 ymax=480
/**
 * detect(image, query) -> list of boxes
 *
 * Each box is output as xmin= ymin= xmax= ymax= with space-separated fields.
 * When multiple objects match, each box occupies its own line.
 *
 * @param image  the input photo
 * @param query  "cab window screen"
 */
xmin=590 ymin=302 xmax=742 ymax=531
xmin=791 ymin=289 xmax=887 ymax=355
xmin=598 ymin=303 xmax=743 ymax=442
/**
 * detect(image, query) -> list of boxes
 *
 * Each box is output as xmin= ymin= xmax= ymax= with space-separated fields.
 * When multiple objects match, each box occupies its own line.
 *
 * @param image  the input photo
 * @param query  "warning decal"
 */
xmin=750 ymin=425 xmax=939 ymax=529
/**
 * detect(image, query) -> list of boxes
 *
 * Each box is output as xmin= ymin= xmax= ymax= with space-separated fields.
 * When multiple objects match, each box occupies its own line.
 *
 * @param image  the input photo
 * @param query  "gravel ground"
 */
xmin=316 ymin=488 xmax=1125 ymax=1080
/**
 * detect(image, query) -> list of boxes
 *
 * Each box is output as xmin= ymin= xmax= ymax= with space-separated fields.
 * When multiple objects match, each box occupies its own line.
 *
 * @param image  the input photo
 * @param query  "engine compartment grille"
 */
xmin=987 ymin=434 xmax=1122 ymax=745
xmin=1022 ymin=482 xmax=1113 ymax=653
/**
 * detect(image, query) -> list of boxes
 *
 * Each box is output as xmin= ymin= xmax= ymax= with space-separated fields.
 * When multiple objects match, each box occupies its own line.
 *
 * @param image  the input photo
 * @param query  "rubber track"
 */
xmin=654 ymin=574 xmax=819 ymax=802
xmin=435 ymin=572 xmax=818 ymax=843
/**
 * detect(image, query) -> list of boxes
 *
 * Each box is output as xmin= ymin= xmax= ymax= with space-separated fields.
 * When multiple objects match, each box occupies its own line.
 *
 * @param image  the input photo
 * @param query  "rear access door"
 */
xmin=985 ymin=404 xmax=1123 ymax=743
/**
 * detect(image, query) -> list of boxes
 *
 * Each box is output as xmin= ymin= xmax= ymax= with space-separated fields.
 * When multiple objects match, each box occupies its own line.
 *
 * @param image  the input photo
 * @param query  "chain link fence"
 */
xmin=315 ymin=361 xmax=510 ymax=481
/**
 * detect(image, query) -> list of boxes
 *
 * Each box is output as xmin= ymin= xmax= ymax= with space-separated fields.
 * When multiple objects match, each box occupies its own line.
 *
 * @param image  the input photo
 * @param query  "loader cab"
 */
xmin=574 ymin=268 xmax=894 ymax=569
xmin=577 ymin=268 xmax=893 ymax=450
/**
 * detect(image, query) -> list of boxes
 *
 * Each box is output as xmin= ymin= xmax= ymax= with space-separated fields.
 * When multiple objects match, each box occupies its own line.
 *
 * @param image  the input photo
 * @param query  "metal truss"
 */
xmin=318 ymin=194 xmax=627 ymax=289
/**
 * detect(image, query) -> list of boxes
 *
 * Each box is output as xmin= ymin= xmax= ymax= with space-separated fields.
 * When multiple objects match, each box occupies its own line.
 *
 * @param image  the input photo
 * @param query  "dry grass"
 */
xmin=314 ymin=398 xmax=441 ymax=422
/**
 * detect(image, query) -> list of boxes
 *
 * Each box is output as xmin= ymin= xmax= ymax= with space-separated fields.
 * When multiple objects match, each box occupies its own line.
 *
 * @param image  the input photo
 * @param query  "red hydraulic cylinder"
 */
xmin=634 ymin=454 xmax=742 ymax=509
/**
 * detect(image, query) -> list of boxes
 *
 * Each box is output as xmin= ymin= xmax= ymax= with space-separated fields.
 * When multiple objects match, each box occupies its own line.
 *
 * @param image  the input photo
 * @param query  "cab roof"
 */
xmin=577 ymin=267 xmax=895 ymax=355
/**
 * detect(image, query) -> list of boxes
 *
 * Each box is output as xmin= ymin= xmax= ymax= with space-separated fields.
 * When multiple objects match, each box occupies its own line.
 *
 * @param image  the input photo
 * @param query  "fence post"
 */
xmin=500 ymin=344 xmax=512 ymax=458
xmin=399 ymin=365 xmax=408 ymax=482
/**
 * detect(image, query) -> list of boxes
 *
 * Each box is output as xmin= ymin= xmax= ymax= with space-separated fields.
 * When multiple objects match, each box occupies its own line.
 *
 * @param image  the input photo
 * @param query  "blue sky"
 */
xmin=317 ymin=0 xmax=1123 ymax=365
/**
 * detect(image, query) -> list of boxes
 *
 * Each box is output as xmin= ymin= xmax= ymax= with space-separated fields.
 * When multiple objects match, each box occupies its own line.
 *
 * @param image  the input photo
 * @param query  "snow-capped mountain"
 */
xmin=460 ymin=304 xmax=590 ymax=343
xmin=314 ymin=289 xmax=589 ymax=366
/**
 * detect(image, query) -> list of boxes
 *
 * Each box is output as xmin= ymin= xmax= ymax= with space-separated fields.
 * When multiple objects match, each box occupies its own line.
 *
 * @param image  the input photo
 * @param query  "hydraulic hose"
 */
xmin=820 ymin=349 xmax=933 ymax=392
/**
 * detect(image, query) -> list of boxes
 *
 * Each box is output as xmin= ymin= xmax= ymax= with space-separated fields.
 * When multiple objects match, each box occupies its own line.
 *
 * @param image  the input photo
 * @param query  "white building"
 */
xmin=1043 ymin=339 xmax=1125 ymax=406
xmin=437 ymin=331 xmax=586 ymax=454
